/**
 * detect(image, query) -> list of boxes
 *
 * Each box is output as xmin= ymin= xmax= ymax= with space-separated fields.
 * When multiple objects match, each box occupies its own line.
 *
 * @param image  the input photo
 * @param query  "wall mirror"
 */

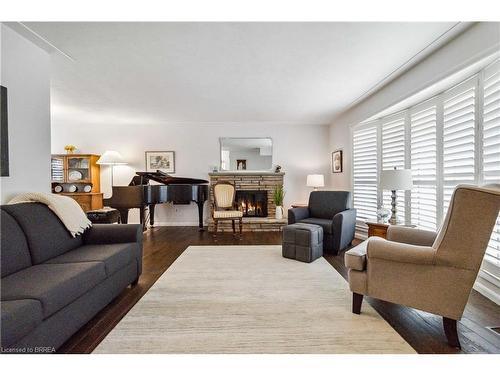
xmin=219 ymin=137 xmax=273 ymax=171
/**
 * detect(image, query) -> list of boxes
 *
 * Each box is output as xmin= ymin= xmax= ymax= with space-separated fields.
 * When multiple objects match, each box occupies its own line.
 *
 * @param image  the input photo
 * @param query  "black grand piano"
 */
xmin=103 ymin=171 xmax=209 ymax=230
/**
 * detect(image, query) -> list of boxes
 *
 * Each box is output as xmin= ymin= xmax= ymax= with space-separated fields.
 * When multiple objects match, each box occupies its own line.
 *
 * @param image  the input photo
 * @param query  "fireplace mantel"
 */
xmin=208 ymin=171 xmax=286 ymax=232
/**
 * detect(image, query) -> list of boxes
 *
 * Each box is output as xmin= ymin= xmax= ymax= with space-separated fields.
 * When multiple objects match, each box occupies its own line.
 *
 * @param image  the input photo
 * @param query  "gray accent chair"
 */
xmin=1 ymin=202 xmax=143 ymax=352
xmin=288 ymin=191 xmax=356 ymax=254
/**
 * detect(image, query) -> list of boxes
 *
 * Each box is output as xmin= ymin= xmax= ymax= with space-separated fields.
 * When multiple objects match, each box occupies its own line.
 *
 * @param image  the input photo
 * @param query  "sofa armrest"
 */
xmin=288 ymin=207 xmax=310 ymax=224
xmin=367 ymin=236 xmax=436 ymax=265
xmin=386 ymin=226 xmax=437 ymax=246
xmin=84 ymin=224 xmax=143 ymax=245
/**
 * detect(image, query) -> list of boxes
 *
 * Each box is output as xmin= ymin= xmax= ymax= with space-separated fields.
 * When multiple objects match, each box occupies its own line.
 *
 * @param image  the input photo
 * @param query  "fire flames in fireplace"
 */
xmin=235 ymin=190 xmax=268 ymax=217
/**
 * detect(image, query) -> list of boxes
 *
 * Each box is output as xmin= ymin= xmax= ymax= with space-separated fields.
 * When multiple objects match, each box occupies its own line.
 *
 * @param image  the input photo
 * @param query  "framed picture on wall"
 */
xmin=1 ymin=85 xmax=9 ymax=177
xmin=236 ymin=159 xmax=247 ymax=170
xmin=145 ymin=151 xmax=175 ymax=173
xmin=332 ymin=149 xmax=343 ymax=173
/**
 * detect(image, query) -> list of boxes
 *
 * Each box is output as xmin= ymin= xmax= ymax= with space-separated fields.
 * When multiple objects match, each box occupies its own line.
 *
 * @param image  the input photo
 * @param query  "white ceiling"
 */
xmin=11 ymin=22 xmax=470 ymax=125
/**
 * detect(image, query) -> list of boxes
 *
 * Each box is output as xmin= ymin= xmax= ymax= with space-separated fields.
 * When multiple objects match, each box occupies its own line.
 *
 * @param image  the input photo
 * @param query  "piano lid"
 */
xmin=132 ymin=170 xmax=208 ymax=185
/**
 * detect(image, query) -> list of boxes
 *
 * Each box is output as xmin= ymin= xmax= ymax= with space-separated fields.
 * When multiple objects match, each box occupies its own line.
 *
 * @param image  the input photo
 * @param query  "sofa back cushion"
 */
xmin=1 ymin=209 xmax=32 ymax=277
xmin=1 ymin=203 xmax=83 ymax=264
xmin=308 ymin=191 xmax=352 ymax=219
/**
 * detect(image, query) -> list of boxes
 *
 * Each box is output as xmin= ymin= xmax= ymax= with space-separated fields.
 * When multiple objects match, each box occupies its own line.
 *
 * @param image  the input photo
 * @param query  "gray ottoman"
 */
xmin=282 ymin=223 xmax=323 ymax=263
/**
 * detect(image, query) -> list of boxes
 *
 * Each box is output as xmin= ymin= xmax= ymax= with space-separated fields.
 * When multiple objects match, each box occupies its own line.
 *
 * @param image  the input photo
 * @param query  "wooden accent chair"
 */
xmin=345 ymin=184 xmax=500 ymax=348
xmin=212 ymin=182 xmax=243 ymax=239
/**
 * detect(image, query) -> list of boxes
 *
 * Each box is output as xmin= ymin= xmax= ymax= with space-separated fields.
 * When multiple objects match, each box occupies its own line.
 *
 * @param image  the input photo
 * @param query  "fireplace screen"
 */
xmin=235 ymin=190 xmax=268 ymax=217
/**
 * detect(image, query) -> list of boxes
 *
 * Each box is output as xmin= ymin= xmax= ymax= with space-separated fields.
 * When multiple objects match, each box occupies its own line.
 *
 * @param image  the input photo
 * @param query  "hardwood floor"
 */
xmin=58 ymin=227 xmax=500 ymax=354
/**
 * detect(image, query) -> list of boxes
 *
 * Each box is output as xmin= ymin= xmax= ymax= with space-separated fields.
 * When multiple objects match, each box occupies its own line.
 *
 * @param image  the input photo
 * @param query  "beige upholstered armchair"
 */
xmin=212 ymin=182 xmax=243 ymax=239
xmin=345 ymin=184 xmax=500 ymax=348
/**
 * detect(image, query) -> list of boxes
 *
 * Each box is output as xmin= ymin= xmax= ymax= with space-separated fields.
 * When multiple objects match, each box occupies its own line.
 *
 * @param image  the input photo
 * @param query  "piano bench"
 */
xmin=86 ymin=207 xmax=122 ymax=224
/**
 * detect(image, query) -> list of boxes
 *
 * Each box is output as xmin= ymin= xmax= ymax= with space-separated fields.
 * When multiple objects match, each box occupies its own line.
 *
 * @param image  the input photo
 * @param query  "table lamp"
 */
xmin=380 ymin=168 xmax=413 ymax=225
xmin=97 ymin=150 xmax=127 ymax=187
xmin=307 ymin=174 xmax=325 ymax=191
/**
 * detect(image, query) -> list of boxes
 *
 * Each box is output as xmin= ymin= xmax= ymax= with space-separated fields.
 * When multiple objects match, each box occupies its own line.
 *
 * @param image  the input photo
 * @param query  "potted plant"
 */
xmin=273 ymin=185 xmax=285 ymax=220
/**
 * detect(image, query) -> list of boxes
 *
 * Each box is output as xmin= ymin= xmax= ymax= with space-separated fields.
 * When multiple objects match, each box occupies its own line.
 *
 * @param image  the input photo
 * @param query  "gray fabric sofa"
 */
xmin=0 ymin=202 xmax=143 ymax=352
xmin=288 ymin=191 xmax=356 ymax=254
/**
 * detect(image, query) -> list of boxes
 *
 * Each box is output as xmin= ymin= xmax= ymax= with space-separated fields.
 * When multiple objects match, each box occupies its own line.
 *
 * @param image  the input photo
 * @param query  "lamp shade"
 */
xmin=306 ymin=174 xmax=325 ymax=188
xmin=380 ymin=169 xmax=413 ymax=190
xmin=96 ymin=150 xmax=127 ymax=165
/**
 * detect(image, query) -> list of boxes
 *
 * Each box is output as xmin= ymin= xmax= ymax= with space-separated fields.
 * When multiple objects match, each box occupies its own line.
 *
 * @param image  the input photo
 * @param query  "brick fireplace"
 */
xmin=208 ymin=172 xmax=286 ymax=232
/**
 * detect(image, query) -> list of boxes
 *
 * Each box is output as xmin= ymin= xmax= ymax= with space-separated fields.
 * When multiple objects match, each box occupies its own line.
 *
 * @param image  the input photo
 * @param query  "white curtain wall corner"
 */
xmin=351 ymin=58 xmax=500 ymax=304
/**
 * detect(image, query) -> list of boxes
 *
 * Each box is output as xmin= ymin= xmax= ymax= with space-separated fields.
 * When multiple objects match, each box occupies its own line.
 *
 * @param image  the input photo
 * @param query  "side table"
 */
xmin=365 ymin=220 xmax=415 ymax=239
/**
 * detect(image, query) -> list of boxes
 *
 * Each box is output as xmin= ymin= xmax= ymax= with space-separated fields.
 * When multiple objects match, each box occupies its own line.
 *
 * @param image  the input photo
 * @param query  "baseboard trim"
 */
xmin=152 ymin=221 xmax=204 ymax=227
xmin=474 ymin=277 xmax=500 ymax=305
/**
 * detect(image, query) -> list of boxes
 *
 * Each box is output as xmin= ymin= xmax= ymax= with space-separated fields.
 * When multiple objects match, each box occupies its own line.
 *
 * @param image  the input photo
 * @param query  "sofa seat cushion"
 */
xmin=344 ymin=241 xmax=368 ymax=271
xmin=1 ymin=299 xmax=43 ymax=348
xmin=1 ymin=262 xmax=106 ymax=318
xmin=298 ymin=218 xmax=334 ymax=234
xmin=45 ymin=243 xmax=134 ymax=277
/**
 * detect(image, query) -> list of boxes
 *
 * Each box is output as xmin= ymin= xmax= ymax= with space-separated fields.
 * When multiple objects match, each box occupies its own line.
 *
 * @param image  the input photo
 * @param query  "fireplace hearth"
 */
xmin=235 ymin=190 xmax=268 ymax=217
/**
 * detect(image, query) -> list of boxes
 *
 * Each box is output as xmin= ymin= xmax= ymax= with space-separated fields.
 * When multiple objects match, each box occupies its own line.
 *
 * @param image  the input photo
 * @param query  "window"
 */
xmin=443 ymin=79 xmax=476 ymax=213
xmin=410 ymin=104 xmax=438 ymax=230
xmin=482 ymin=60 xmax=500 ymax=268
xmin=381 ymin=115 xmax=406 ymax=222
xmin=352 ymin=58 xmax=500 ymax=299
xmin=352 ymin=125 xmax=378 ymax=221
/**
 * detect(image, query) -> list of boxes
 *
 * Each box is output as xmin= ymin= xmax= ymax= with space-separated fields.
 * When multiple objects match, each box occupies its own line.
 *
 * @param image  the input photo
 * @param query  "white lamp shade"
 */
xmin=306 ymin=174 xmax=325 ymax=188
xmin=380 ymin=169 xmax=413 ymax=190
xmin=96 ymin=150 xmax=127 ymax=165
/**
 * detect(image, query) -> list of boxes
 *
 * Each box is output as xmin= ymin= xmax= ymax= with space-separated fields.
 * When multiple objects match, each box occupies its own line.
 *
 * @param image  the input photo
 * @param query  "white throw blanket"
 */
xmin=9 ymin=192 xmax=92 ymax=237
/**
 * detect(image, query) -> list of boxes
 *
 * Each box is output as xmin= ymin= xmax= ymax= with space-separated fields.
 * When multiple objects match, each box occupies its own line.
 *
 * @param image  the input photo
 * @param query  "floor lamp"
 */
xmin=96 ymin=150 xmax=127 ymax=196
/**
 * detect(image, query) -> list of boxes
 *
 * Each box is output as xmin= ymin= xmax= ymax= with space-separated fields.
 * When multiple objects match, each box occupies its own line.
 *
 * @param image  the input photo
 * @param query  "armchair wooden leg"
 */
xmin=443 ymin=317 xmax=461 ymax=349
xmin=239 ymin=218 xmax=243 ymax=239
xmin=213 ymin=219 xmax=218 ymax=240
xmin=352 ymin=293 xmax=363 ymax=314
xmin=232 ymin=219 xmax=236 ymax=235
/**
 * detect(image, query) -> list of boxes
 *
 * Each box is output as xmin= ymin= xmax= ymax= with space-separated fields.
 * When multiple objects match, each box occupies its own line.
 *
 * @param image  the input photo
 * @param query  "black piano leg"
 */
xmin=197 ymin=202 xmax=205 ymax=231
xmin=139 ymin=207 xmax=147 ymax=231
xmin=118 ymin=209 xmax=129 ymax=224
xmin=149 ymin=204 xmax=156 ymax=227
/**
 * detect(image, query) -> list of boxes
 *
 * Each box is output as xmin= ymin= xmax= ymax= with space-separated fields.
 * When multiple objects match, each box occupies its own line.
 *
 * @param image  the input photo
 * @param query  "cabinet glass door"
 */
xmin=51 ymin=156 xmax=65 ymax=182
xmin=67 ymin=157 xmax=90 ymax=182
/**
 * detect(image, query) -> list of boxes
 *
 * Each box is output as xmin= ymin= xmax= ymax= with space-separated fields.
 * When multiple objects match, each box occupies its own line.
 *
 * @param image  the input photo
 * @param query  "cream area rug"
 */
xmin=94 ymin=246 xmax=415 ymax=354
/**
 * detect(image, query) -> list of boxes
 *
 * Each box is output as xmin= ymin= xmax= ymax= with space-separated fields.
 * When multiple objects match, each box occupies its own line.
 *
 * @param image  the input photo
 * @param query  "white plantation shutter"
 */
xmin=381 ymin=115 xmax=406 ymax=222
xmin=410 ymin=104 xmax=438 ymax=230
xmin=482 ymin=60 xmax=500 ymax=269
xmin=443 ymin=79 xmax=477 ymax=214
xmin=353 ymin=125 xmax=378 ymax=221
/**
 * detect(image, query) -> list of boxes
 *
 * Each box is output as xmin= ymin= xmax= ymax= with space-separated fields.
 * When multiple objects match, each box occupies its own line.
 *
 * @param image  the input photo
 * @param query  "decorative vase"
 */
xmin=275 ymin=206 xmax=283 ymax=220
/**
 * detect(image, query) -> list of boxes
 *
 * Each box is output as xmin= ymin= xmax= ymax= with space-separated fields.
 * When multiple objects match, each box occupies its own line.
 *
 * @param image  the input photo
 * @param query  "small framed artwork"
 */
xmin=236 ymin=159 xmax=247 ymax=170
xmin=332 ymin=149 xmax=343 ymax=173
xmin=145 ymin=151 xmax=175 ymax=173
xmin=1 ymin=85 xmax=9 ymax=177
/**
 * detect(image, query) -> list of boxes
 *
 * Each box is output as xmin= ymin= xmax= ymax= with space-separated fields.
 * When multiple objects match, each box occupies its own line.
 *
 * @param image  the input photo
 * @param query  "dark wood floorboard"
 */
xmin=58 ymin=227 xmax=500 ymax=354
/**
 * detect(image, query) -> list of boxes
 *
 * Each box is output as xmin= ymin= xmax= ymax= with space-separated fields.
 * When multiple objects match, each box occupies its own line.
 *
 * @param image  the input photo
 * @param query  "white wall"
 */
xmin=0 ymin=24 xmax=51 ymax=203
xmin=329 ymin=22 xmax=500 ymax=191
xmin=51 ymin=122 xmax=330 ymax=224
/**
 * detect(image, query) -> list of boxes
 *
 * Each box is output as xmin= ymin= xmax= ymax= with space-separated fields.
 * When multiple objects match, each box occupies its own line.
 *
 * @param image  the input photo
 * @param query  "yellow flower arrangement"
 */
xmin=64 ymin=144 xmax=77 ymax=154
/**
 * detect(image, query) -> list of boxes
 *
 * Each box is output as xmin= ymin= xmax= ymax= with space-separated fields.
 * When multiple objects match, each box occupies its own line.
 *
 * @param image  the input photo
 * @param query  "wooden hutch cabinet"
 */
xmin=51 ymin=154 xmax=103 ymax=212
